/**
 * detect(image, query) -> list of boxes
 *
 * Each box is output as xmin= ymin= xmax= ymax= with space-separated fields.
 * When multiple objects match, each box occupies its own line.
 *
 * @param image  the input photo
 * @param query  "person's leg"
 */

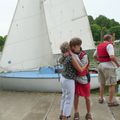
xmin=99 ymin=84 xmax=105 ymax=101
xmin=85 ymin=96 xmax=93 ymax=120
xmin=106 ymin=68 xmax=118 ymax=105
xmin=60 ymin=89 xmax=65 ymax=119
xmin=73 ymin=94 xmax=80 ymax=120
xmin=109 ymin=85 xmax=115 ymax=103
xmin=74 ymin=94 xmax=79 ymax=113
xmin=85 ymin=96 xmax=91 ymax=114
xmin=63 ymin=79 xmax=75 ymax=117
xmin=60 ymin=76 xmax=66 ymax=118
xmin=98 ymin=64 xmax=105 ymax=102
xmin=62 ymin=116 xmax=67 ymax=120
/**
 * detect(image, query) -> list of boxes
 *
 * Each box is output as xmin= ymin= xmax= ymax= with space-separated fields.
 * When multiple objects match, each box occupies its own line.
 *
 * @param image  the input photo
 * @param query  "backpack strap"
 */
xmin=79 ymin=50 xmax=86 ymax=60
xmin=80 ymin=50 xmax=91 ymax=83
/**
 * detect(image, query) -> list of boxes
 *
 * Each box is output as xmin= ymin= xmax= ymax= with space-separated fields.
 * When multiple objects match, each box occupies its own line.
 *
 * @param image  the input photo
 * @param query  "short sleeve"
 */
xmin=81 ymin=54 xmax=88 ymax=65
xmin=93 ymin=49 xmax=97 ymax=57
xmin=106 ymin=44 xmax=114 ymax=56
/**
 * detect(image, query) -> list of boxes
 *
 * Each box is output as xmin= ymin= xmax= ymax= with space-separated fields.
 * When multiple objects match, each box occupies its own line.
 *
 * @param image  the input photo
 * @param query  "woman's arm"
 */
xmin=93 ymin=50 xmax=98 ymax=61
xmin=71 ymin=55 xmax=89 ymax=72
xmin=59 ymin=56 xmax=65 ymax=64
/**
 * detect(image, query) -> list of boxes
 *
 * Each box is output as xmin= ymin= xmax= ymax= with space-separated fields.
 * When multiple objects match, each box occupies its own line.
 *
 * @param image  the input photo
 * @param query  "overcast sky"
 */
xmin=0 ymin=0 xmax=120 ymax=35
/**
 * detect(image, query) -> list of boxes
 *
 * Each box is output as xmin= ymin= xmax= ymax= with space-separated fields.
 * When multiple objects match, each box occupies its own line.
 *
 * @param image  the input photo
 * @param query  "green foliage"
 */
xmin=110 ymin=19 xmax=119 ymax=27
xmin=95 ymin=15 xmax=111 ymax=29
xmin=0 ymin=35 xmax=7 ymax=51
xmin=91 ymin=24 xmax=101 ymax=41
xmin=88 ymin=15 xmax=120 ymax=42
xmin=109 ymin=26 xmax=120 ymax=39
xmin=88 ymin=15 xmax=94 ymax=24
xmin=0 ymin=36 xmax=4 ymax=46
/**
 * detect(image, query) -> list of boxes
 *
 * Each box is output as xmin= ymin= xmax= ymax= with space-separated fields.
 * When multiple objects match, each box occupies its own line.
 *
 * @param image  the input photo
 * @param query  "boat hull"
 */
xmin=0 ymin=74 xmax=99 ymax=92
xmin=0 ymin=67 xmax=119 ymax=92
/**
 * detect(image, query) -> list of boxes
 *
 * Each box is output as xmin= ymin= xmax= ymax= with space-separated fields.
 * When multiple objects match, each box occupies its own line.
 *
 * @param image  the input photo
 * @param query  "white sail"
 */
xmin=44 ymin=0 xmax=95 ymax=54
xmin=0 ymin=0 xmax=54 ymax=71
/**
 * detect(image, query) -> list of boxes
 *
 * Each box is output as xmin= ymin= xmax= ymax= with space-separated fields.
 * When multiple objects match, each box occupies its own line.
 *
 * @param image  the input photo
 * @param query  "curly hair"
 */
xmin=60 ymin=42 xmax=70 ymax=53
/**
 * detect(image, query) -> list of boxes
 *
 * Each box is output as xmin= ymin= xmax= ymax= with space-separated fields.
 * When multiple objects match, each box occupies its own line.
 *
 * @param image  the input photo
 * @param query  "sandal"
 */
xmin=108 ymin=102 xmax=119 ymax=107
xmin=59 ymin=115 xmax=63 ymax=120
xmin=85 ymin=113 xmax=92 ymax=120
xmin=61 ymin=116 xmax=71 ymax=120
xmin=66 ymin=116 xmax=71 ymax=120
xmin=74 ymin=112 xmax=80 ymax=120
xmin=98 ymin=98 xmax=104 ymax=104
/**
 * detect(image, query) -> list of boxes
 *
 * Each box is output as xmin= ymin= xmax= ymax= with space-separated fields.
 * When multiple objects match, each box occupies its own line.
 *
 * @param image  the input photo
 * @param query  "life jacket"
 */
xmin=77 ymin=51 xmax=89 ymax=76
xmin=97 ymin=41 xmax=112 ymax=62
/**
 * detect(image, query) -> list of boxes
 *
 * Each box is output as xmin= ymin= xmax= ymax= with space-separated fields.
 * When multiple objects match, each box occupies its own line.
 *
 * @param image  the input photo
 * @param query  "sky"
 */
xmin=0 ymin=0 xmax=120 ymax=35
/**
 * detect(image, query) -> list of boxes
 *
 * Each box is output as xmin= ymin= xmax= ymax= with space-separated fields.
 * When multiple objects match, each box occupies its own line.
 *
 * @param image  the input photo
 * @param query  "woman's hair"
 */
xmin=60 ymin=42 xmax=70 ymax=53
xmin=69 ymin=37 xmax=82 ymax=48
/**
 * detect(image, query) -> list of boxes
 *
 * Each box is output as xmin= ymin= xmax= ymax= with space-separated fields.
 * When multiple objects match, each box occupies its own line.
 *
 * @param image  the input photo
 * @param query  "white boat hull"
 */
xmin=0 ymin=74 xmax=99 ymax=92
xmin=0 ymin=67 xmax=119 ymax=92
xmin=0 ymin=77 xmax=61 ymax=92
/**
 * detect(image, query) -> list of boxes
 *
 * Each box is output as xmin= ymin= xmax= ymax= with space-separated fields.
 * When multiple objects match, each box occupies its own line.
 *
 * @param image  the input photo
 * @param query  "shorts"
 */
xmin=98 ymin=63 xmax=117 ymax=86
xmin=75 ymin=82 xmax=90 ymax=97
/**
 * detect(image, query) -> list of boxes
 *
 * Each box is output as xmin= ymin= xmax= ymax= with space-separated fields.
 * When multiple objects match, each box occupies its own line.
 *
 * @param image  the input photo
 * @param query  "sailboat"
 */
xmin=0 ymin=0 xmax=100 ymax=92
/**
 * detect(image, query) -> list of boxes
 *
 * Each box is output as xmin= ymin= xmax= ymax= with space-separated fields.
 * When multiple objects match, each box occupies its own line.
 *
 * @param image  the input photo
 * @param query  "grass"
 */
xmin=91 ymin=85 xmax=120 ymax=96
xmin=91 ymin=87 xmax=109 ymax=96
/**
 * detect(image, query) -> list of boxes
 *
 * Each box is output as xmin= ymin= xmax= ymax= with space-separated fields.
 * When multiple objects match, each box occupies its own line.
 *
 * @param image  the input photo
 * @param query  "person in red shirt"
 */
xmin=93 ymin=34 xmax=120 ymax=106
xmin=70 ymin=38 xmax=92 ymax=120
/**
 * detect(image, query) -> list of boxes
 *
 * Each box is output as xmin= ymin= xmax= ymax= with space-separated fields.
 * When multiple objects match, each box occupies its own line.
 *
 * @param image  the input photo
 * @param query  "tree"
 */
xmin=95 ymin=15 xmax=111 ymax=29
xmin=0 ymin=36 xmax=4 ymax=46
xmin=109 ymin=19 xmax=119 ymax=27
xmin=0 ymin=35 xmax=7 ymax=51
xmin=100 ymin=26 xmax=108 ymax=41
xmin=3 ymin=35 xmax=7 ymax=42
xmin=91 ymin=24 xmax=101 ymax=41
xmin=88 ymin=15 xmax=94 ymax=24
xmin=88 ymin=15 xmax=120 ymax=42
xmin=109 ymin=26 xmax=120 ymax=39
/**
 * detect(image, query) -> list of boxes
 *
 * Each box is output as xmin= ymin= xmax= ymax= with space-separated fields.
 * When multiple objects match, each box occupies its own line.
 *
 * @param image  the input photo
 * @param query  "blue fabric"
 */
xmin=0 ymin=67 xmax=98 ymax=79
xmin=39 ymin=67 xmax=55 ymax=74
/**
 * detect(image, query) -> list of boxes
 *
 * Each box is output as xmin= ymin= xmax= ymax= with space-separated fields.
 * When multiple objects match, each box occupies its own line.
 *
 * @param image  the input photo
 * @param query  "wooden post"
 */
xmin=112 ymin=33 xmax=115 ymax=42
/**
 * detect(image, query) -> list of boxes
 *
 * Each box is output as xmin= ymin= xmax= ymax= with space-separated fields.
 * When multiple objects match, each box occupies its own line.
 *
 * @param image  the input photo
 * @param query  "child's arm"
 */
xmin=71 ymin=55 xmax=88 ymax=72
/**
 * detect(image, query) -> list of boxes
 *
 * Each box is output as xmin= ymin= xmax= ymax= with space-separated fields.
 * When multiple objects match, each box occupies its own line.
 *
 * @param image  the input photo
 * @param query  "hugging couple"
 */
xmin=59 ymin=37 xmax=92 ymax=120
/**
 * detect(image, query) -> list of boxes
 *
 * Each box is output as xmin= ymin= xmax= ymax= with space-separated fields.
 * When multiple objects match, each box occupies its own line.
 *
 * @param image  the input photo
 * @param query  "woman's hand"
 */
xmin=63 ymin=52 xmax=70 ymax=57
xmin=69 ymin=50 xmax=74 ymax=56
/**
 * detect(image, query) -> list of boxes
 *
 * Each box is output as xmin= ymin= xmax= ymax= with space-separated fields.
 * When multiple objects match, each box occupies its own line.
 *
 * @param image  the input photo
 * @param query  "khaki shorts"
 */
xmin=98 ymin=64 xmax=117 ymax=86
